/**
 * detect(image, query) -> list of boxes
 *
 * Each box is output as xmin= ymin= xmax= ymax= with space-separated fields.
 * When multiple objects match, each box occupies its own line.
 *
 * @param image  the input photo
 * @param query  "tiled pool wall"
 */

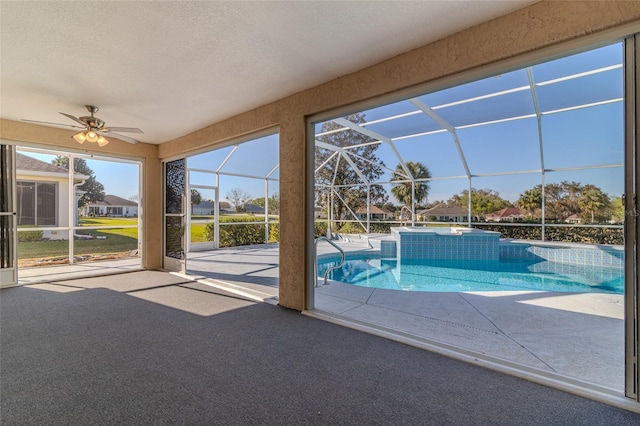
xmin=371 ymin=232 xmax=623 ymax=270
xmin=397 ymin=234 xmax=500 ymax=261
xmin=392 ymin=229 xmax=500 ymax=262
xmin=500 ymin=240 xmax=624 ymax=268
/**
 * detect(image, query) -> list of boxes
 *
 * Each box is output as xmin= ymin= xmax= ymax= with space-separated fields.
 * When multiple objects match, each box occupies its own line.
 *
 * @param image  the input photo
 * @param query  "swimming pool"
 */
xmin=317 ymin=256 xmax=624 ymax=294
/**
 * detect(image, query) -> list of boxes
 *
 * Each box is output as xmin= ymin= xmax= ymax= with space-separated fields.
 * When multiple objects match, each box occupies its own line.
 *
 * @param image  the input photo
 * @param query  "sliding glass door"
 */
xmin=0 ymin=145 xmax=17 ymax=287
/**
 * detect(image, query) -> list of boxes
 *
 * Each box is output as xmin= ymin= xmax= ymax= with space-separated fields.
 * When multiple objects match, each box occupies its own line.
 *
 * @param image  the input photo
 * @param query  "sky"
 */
xmin=315 ymin=41 xmax=624 ymax=204
xmin=18 ymin=42 xmax=625 ymax=206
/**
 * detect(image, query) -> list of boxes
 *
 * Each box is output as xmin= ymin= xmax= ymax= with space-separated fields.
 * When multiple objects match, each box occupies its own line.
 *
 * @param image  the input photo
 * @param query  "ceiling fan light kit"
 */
xmin=23 ymin=104 xmax=143 ymax=146
xmin=73 ymin=130 xmax=109 ymax=146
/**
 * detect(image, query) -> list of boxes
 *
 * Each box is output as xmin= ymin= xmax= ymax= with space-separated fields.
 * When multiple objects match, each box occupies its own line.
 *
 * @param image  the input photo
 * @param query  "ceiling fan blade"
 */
xmin=104 ymin=126 xmax=143 ymax=134
xmin=99 ymin=131 xmax=139 ymax=144
xmin=59 ymin=112 xmax=88 ymax=126
xmin=21 ymin=119 xmax=84 ymax=129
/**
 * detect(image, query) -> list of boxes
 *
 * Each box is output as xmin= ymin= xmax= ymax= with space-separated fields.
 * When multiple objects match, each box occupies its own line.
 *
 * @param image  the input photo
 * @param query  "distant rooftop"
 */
xmin=16 ymin=152 xmax=87 ymax=177
xmin=89 ymin=194 xmax=137 ymax=207
xmin=418 ymin=204 xmax=468 ymax=216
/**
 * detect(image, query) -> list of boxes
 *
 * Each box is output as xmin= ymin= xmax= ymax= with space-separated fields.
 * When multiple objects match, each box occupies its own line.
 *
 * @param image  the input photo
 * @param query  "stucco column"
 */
xmin=277 ymin=102 xmax=308 ymax=310
xmin=142 ymin=152 xmax=163 ymax=270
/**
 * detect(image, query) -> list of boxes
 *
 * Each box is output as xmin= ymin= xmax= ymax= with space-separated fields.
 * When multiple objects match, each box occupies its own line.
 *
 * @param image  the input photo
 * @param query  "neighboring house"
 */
xmin=219 ymin=201 xmax=233 ymax=213
xmin=314 ymin=207 xmax=327 ymax=219
xmin=485 ymin=207 xmax=525 ymax=222
xmin=417 ymin=204 xmax=469 ymax=222
xmin=565 ymin=214 xmax=582 ymax=224
xmin=241 ymin=203 xmax=265 ymax=214
xmin=355 ymin=205 xmax=394 ymax=221
xmin=192 ymin=201 xmax=214 ymax=215
xmin=83 ymin=195 xmax=138 ymax=217
xmin=16 ymin=153 xmax=88 ymax=240
xmin=192 ymin=200 xmax=233 ymax=215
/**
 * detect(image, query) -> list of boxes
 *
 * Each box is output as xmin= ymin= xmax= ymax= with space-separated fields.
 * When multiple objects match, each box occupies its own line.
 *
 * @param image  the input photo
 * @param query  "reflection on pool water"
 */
xmin=317 ymin=256 xmax=624 ymax=294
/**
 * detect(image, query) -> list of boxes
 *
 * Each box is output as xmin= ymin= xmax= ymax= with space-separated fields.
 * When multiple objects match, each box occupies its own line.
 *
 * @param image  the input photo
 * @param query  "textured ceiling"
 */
xmin=1 ymin=1 xmax=535 ymax=144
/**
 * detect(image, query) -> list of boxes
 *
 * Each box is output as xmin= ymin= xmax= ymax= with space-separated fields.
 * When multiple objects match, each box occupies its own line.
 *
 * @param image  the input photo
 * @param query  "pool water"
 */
xmin=317 ymin=256 xmax=624 ymax=294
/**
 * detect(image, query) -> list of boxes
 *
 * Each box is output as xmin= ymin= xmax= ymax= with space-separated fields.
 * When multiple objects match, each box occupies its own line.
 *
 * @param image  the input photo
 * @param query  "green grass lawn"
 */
xmin=18 ymin=217 xmax=139 ymax=260
xmin=191 ymin=223 xmax=208 ymax=243
xmin=79 ymin=217 xmax=139 ymax=227
xmin=18 ymin=215 xmax=278 ymax=260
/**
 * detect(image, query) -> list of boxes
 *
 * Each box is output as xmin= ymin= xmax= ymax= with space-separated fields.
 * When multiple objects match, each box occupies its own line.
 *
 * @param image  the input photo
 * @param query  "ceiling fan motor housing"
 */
xmin=79 ymin=116 xmax=105 ymax=129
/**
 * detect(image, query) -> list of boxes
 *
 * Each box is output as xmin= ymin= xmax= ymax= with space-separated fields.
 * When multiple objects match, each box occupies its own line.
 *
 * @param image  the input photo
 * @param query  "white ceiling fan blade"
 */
xmin=21 ymin=119 xmax=84 ymax=129
xmin=104 ymin=126 xmax=143 ymax=134
xmin=100 ymin=131 xmax=139 ymax=144
xmin=59 ymin=112 xmax=88 ymax=126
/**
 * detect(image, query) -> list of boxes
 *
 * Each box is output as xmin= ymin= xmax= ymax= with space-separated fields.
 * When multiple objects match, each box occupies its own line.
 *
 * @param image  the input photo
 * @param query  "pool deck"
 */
xmin=186 ymin=237 xmax=623 ymax=392
xmin=16 ymin=238 xmax=625 ymax=393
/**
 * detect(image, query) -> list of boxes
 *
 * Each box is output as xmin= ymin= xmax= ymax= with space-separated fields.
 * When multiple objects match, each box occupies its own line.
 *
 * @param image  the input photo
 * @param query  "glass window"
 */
xmin=36 ymin=182 xmax=56 ymax=225
xmin=16 ymin=181 xmax=56 ymax=226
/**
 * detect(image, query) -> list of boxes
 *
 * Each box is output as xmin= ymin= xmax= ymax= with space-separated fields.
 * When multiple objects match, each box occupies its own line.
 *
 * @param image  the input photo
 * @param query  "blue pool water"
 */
xmin=317 ymin=256 xmax=624 ymax=294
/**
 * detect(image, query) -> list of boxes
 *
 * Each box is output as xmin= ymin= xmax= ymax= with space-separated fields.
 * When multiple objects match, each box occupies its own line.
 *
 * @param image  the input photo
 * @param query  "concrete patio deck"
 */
xmin=17 ymin=257 xmax=142 ymax=285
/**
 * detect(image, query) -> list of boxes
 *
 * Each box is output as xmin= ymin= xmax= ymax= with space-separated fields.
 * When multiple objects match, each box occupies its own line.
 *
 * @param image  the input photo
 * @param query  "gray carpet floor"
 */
xmin=2 ymin=272 xmax=640 ymax=425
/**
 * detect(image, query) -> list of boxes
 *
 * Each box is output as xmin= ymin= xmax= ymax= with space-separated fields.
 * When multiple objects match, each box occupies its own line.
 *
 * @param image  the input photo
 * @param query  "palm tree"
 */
xmin=391 ymin=161 xmax=431 ymax=208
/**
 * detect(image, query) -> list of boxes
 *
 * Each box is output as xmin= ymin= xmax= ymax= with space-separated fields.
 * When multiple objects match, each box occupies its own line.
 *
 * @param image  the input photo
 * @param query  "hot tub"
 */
xmin=390 ymin=226 xmax=501 ymax=261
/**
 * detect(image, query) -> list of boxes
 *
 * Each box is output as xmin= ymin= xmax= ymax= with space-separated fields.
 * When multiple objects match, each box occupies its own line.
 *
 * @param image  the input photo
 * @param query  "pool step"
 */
xmin=367 ymin=236 xmax=397 ymax=258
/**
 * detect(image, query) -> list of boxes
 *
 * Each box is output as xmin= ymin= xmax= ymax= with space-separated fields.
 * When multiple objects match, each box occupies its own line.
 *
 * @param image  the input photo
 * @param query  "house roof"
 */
xmin=356 ymin=205 xmax=391 ymax=215
xmin=194 ymin=201 xmax=214 ymax=209
xmin=485 ymin=207 xmax=523 ymax=218
xmin=242 ymin=203 xmax=265 ymax=213
xmin=418 ymin=204 xmax=468 ymax=216
xmin=194 ymin=201 xmax=232 ymax=210
xmin=16 ymin=152 xmax=74 ymax=176
xmin=90 ymin=194 xmax=137 ymax=207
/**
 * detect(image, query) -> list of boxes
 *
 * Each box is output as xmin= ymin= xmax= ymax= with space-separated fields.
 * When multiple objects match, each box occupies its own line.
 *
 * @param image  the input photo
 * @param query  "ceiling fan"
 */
xmin=23 ymin=105 xmax=143 ymax=146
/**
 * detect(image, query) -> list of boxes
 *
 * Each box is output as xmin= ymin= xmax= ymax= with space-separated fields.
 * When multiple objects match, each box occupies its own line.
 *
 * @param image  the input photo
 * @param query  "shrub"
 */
xmin=219 ymin=224 xmax=265 ymax=247
xmin=369 ymin=222 xmax=392 ymax=233
xmin=268 ymin=223 xmax=279 ymax=243
xmin=474 ymin=224 xmax=623 ymax=245
xmin=338 ymin=222 xmax=366 ymax=234
xmin=204 ymin=217 xmax=277 ymax=247
xmin=17 ymin=230 xmax=44 ymax=242
xmin=314 ymin=221 xmax=328 ymax=238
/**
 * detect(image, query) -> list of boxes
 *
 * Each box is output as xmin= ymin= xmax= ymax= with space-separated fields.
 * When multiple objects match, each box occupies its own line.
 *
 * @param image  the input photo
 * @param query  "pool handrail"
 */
xmin=314 ymin=236 xmax=345 ymax=287
xmin=400 ymin=205 xmax=414 ymax=226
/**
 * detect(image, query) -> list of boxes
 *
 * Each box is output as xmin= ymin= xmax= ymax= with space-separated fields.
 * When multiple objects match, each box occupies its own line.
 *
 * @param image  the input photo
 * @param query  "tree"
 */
xmin=376 ymin=201 xmax=397 ymax=214
xmin=391 ymin=161 xmax=431 ymax=208
xmin=448 ymin=188 xmax=512 ymax=217
xmin=250 ymin=193 xmax=280 ymax=215
xmin=227 ymin=188 xmax=250 ymax=210
xmin=190 ymin=189 xmax=203 ymax=214
xmin=610 ymin=196 xmax=625 ymax=223
xmin=516 ymin=186 xmax=542 ymax=218
xmin=128 ymin=194 xmax=139 ymax=202
xmin=315 ymin=113 xmax=387 ymax=226
xmin=578 ymin=185 xmax=610 ymax=223
xmin=52 ymin=156 xmax=105 ymax=207
xmin=516 ymin=181 xmax=612 ymax=222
